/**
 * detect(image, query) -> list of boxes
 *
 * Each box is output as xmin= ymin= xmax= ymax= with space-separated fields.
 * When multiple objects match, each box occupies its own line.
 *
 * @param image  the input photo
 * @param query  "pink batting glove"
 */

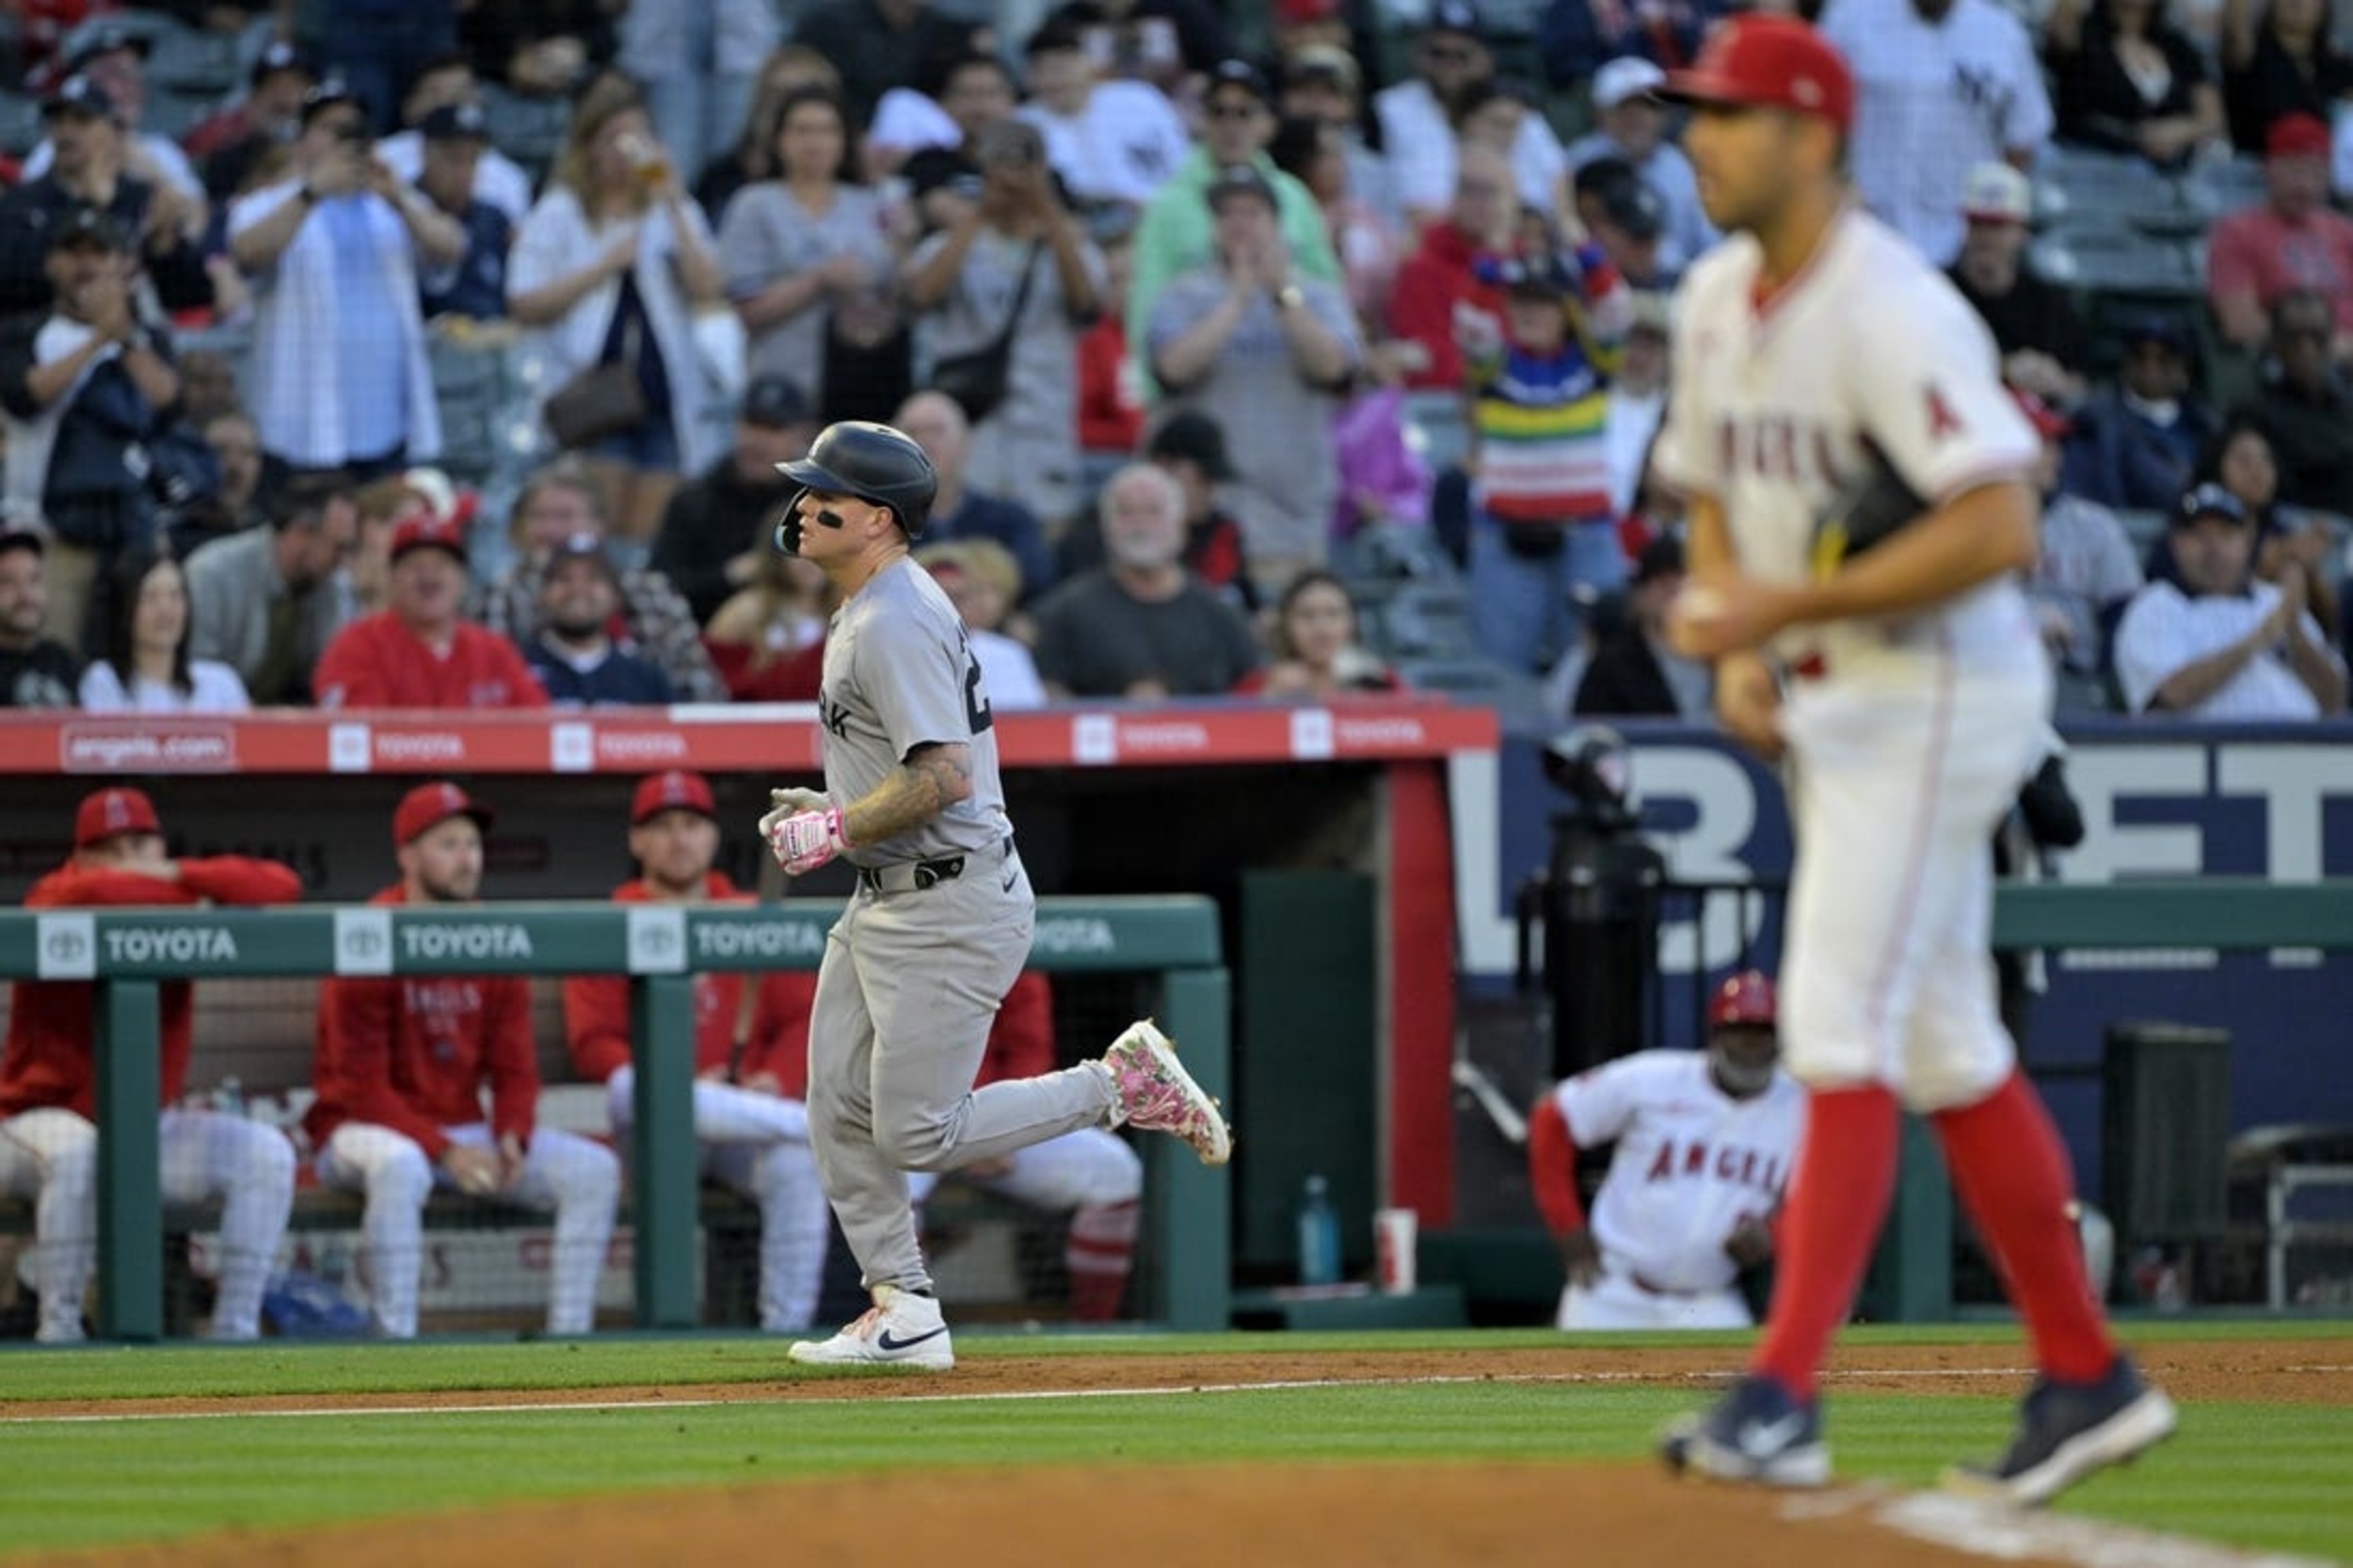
xmin=769 ymin=806 xmax=849 ymax=875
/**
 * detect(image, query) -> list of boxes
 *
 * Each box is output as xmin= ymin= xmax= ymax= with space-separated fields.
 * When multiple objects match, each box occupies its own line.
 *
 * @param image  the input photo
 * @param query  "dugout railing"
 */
xmin=0 ymin=897 xmax=1232 ymax=1342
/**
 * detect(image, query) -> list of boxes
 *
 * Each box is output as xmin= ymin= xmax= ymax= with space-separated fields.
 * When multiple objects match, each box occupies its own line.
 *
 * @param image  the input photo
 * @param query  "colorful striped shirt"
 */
xmin=1468 ymin=246 xmax=1629 ymax=527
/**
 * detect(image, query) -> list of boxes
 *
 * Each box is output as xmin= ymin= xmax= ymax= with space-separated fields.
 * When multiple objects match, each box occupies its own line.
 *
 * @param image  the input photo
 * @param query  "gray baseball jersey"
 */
xmin=816 ymin=558 xmax=1011 ymax=866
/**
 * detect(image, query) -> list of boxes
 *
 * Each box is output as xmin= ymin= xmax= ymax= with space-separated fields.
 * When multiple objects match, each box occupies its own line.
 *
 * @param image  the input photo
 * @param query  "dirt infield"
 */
xmin=16 ymin=1337 xmax=2349 ymax=1568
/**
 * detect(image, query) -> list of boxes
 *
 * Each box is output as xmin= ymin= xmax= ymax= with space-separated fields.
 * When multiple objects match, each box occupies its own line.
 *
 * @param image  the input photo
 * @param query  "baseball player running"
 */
xmin=1647 ymin=15 xmax=2174 ymax=1504
xmin=563 ymin=770 xmax=832 ymax=1333
xmin=1529 ymin=971 xmax=1802 ymax=1332
xmin=759 ymin=421 xmax=1230 ymax=1369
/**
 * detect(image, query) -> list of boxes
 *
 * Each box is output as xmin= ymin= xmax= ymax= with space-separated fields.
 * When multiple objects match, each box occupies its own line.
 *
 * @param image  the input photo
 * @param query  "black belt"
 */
xmin=856 ymin=838 xmax=1011 ymax=895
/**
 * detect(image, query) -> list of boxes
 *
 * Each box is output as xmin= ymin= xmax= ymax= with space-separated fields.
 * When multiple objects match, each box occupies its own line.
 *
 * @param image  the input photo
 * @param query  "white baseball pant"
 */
xmin=607 ymin=1065 xmax=831 ymax=1333
xmin=317 ymin=1120 xmax=620 ymax=1337
xmin=0 ymin=1108 xmax=97 ymax=1343
xmin=1556 ymin=1258 xmax=1753 ymax=1332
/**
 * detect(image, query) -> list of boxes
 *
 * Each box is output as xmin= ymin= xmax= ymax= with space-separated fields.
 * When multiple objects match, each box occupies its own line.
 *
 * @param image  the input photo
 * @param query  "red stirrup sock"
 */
xmin=1932 ymin=1071 xmax=2116 ymax=1385
xmin=1752 ymin=1084 xmax=1902 ymax=1400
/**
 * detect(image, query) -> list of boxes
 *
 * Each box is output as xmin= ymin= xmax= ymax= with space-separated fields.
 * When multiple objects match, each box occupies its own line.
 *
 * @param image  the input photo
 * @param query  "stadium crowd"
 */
xmin=0 ymin=0 xmax=2345 ymax=721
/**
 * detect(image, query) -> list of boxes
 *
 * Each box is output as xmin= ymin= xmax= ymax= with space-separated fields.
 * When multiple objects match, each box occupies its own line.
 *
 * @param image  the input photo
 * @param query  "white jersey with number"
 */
xmin=1556 ymin=1050 xmax=1805 ymax=1296
xmin=1651 ymin=206 xmax=2045 ymax=682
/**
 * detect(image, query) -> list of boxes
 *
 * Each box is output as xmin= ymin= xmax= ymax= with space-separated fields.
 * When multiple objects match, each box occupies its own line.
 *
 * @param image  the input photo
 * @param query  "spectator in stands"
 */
xmin=228 ymin=79 xmax=460 ymax=481
xmin=295 ymin=0 xmax=459 ymax=137
xmin=1451 ymin=77 xmax=1574 ymax=222
xmin=701 ymin=549 xmax=834 ymax=701
xmin=1572 ymin=534 xmax=1711 ymax=717
xmin=563 ymin=770 xmax=830 ymax=1334
xmin=76 ymin=545 xmax=249 ymax=711
xmin=2064 ymin=314 xmax=2219 ymax=510
xmin=1328 ymin=356 xmax=1438 ymax=544
xmin=870 ymin=47 xmax=1000 ymax=183
xmin=175 ymin=351 xmax=242 ymax=431
xmin=1605 ymin=291 xmax=1672 ymax=518
xmin=345 ymin=472 xmax=414 ymax=616
xmin=1271 ymin=113 xmax=1401 ymax=322
xmin=310 ymin=781 xmax=622 ymax=1339
xmin=1458 ymin=238 xmax=1633 ymax=675
xmin=1540 ymin=0 xmax=1721 ymax=89
xmin=2019 ymin=392 xmax=2144 ymax=677
xmin=2205 ymin=412 xmax=2344 ymax=635
xmin=791 ymin=0 xmax=970 ymax=136
xmin=474 ymin=459 xmax=727 ymax=702
xmin=168 ymin=408 xmax=268 ymax=557
xmin=411 ymin=103 xmax=512 ymax=323
xmin=1051 ymin=0 xmax=1235 ymax=87
xmin=0 ymin=528 xmax=79 ymax=707
xmin=1946 ymin=162 xmax=2091 ymax=407
xmin=22 ymin=25 xmax=205 ymax=204
xmin=2232 ymin=289 xmax=2353 ymax=518
xmin=1382 ymin=1 xmax=1571 ymax=232
xmin=2048 ymin=0 xmax=2225 ymax=166
xmin=893 ymin=392 xmax=1057 ymax=604
xmin=511 ymin=75 xmax=728 ymax=545
xmin=1389 ymin=145 xmax=1515 ymax=392
xmin=651 ymin=374 xmax=812 ymax=626
xmin=1148 ymin=164 xmax=1361 ymax=600
xmin=312 ymin=511 xmax=548 ymax=709
xmin=695 ymin=46 xmax=844 ymax=221
xmin=1014 ymin=15 xmax=1193 ymax=226
xmin=1060 ymin=408 xmax=1258 ymax=609
xmin=458 ymin=0 xmax=613 ymax=99
xmin=1233 ymin=568 xmax=1399 ymax=697
xmin=520 ymin=533 xmax=676 ymax=706
xmin=1566 ymin=58 xmax=1718 ymax=276
xmin=0 ymin=75 xmax=212 ymax=321
xmin=715 ymin=84 xmax=904 ymax=426
xmin=0 ymin=787 xmax=299 ymax=1343
xmin=0 ymin=206 xmax=184 ymax=656
xmin=2113 ymin=482 xmax=2346 ymax=715
xmin=1822 ymin=0 xmax=2053 ymax=265
xmin=1128 ymin=59 xmax=1342 ymax=393
xmin=1075 ymin=224 xmax=1145 ymax=479
xmin=1278 ymin=43 xmax=1401 ymax=233
xmin=917 ymin=539 xmax=1048 ymax=709
xmin=891 ymin=971 xmax=1148 ymax=1321
xmin=2219 ymin=0 xmax=2353 ymax=155
xmin=372 ymin=53 xmax=535 ymax=225
xmin=185 ymin=40 xmax=318 ymax=206
xmin=904 ymin=119 xmax=1104 ymax=532
xmin=2127 ymin=482 xmax=2344 ymax=715
xmin=616 ymin=1 xmax=784 ymax=186
xmin=1031 ymin=462 xmax=1261 ymax=699
xmin=2207 ymin=113 xmax=2353 ymax=357
xmin=184 ymin=469 xmax=358 ymax=705
xmin=1573 ymin=158 xmax=1677 ymax=292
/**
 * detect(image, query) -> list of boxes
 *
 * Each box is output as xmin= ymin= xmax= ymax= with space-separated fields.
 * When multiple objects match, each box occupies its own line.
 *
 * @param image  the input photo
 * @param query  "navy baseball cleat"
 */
xmin=1945 ymin=1355 xmax=2177 ymax=1507
xmin=1660 ymin=1374 xmax=1831 ymax=1487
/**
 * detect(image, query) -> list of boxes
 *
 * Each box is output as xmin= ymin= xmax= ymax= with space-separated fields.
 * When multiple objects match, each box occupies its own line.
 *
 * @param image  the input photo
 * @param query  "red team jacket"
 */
xmin=312 ymin=613 xmax=550 ymax=710
xmin=0 ymin=856 xmax=304 ymax=1116
xmin=768 ymin=969 xmax=1055 ymax=1101
xmin=305 ymin=887 xmax=541 ymax=1159
xmin=561 ymin=873 xmax=817 ymax=1084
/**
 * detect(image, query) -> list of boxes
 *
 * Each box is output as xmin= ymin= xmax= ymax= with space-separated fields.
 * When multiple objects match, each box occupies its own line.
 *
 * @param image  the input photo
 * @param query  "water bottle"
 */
xmin=214 ymin=1076 xmax=244 ymax=1118
xmin=1295 ymin=1174 xmax=1341 ymax=1287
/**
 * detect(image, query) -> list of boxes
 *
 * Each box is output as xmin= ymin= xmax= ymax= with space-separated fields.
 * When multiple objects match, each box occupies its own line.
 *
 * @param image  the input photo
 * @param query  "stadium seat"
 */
xmin=480 ymin=87 xmax=572 ymax=189
xmin=2032 ymin=143 xmax=2199 ymax=233
xmin=1334 ymin=520 xmax=1464 ymax=585
xmin=2029 ymin=223 xmax=2205 ymax=299
xmin=1398 ymin=390 xmax=1472 ymax=476
xmin=1366 ymin=579 xmax=1483 ymax=661
xmin=2181 ymin=154 xmax=2268 ymax=222
xmin=141 ymin=17 xmax=241 ymax=96
xmin=1390 ymin=653 xmax=1554 ymax=721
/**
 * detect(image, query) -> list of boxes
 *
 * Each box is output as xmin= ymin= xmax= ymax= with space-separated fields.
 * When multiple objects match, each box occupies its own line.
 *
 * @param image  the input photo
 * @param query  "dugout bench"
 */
xmin=0 ymin=897 xmax=1233 ymax=1342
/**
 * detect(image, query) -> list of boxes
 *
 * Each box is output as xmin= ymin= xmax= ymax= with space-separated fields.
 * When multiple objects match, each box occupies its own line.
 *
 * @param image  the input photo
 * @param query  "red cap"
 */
xmin=631 ymin=769 xmax=716 ymax=825
xmin=392 ymin=780 xmax=493 ymax=847
xmin=2265 ymin=112 xmax=2330 ymax=160
xmin=1661 ymin=14 xmax=1854 ymax=135
xmin=1276 ymin=0 xmax=1341 ymax=22
xmin=1708 ymin=969 xmax=1777 ymax=1029
xmin=2009 ymin=387 xmax=2072 ymax=439
xmin=73 ymin=786 xmax=161 ymax=848
xmin=389 ymin=512 xmax=468 ymax=566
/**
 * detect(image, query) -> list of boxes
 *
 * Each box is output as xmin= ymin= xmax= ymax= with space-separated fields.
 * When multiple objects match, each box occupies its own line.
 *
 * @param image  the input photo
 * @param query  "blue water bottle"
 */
xmin=1296 ymin=1173 xmax=1341 ymax=1287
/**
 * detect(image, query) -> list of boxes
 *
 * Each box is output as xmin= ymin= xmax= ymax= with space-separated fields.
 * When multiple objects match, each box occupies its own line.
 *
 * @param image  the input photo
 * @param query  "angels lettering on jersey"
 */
xmin=1641 ymin=1124 xmax=1790 ymax=1204
xmin=402 ymin=978 xmax=487 ymax=1064
xmin=1710 ymin=379 xmax=1970 ymax=494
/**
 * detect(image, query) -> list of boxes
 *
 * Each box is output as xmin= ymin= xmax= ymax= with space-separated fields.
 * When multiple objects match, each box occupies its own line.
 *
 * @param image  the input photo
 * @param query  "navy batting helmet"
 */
xmin=776 ymin=421 xmax=937 ymax=542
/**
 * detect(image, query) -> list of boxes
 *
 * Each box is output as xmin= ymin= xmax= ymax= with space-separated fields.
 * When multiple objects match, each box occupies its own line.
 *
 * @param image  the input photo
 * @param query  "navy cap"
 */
xmin=1204 ymin=162 xmax=1278 ymax=212
xmin=420 ymin=101 xmax=489 ymax=141
xmin=66 ymin=23 xmax=151 ymax=72
xmin=741 ymin=374 xmax=813 ymax=429
xmin=41 ymin=73 xmax=118 ymax=122
xmin=47 ymin=204 xmax=129 ymax=253
xmin=1428 ymin=0 xmax=1483 ymax=38
xmin=249 ymin=40 xmax=315 ymax=88
xmin=300 ymin=75 xmax=364 ymax=126
xmin=2174 ymin=483 xmax=2249 ymax=528
xmin=1207 ymin=57 xmax=1272 ymax=104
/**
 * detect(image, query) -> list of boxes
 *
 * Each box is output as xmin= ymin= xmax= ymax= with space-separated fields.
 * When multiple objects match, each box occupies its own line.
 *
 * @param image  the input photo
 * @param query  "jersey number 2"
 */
xmin=964 ymin=647 xmax=993 ymax=735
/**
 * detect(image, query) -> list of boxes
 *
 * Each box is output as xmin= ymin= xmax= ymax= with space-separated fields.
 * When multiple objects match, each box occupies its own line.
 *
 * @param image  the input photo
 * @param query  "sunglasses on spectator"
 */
xmin=1423 ymin=44 xmax=1477 ymax=63
xmin=1207 ymin=101 xmax=1264 ymax=120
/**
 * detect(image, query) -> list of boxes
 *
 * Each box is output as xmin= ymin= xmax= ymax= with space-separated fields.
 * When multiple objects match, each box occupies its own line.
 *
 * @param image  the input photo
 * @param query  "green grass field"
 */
xmin=3 ymin=1321 xmax=2346 ymax=1562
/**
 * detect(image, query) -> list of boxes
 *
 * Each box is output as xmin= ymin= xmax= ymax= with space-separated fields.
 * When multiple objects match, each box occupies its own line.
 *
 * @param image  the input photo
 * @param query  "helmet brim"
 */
xmin=776 ymin=456 xmax=855 ymax=497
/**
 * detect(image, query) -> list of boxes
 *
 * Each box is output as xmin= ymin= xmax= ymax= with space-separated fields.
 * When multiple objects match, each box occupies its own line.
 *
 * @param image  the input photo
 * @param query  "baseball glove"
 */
xmin=1809 ymin=438 xmax=1929 ymax=579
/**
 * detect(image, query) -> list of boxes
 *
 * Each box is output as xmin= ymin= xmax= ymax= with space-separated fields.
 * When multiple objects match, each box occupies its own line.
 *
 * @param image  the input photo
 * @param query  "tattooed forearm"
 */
xmin=844 ymin=744 xmax=972 ymax=845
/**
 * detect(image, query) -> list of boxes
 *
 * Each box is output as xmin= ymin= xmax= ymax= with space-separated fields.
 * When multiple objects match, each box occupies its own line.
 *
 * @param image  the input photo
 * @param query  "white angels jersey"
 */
xmin=1651 ymin=207 xmax=2044 ymax=680
xmin=1554 ymin=1050 xmax=1807 ymax=1295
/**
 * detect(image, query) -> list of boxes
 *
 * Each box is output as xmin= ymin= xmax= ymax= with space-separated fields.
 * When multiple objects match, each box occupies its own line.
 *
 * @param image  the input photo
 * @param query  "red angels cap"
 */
xmin=389 ymin=512 xmax=469 ymax=566
xmin=631 ymin=770 xmax=717 ymax=825
xmin=392 ymin=780 xmax=494 ymax=847
xmin=1661 ymin=14 xmax=1854 ymax=135
xmin=2009 ymin=388 xmax=2072 ymax=440
xmin=2265 ymin=112 xmax=2330 ymax=160
xmin=1708 ymin=968 xmax=1778 ymax=1029
xmin=73 ymin=786 xmax=162 ymax=848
